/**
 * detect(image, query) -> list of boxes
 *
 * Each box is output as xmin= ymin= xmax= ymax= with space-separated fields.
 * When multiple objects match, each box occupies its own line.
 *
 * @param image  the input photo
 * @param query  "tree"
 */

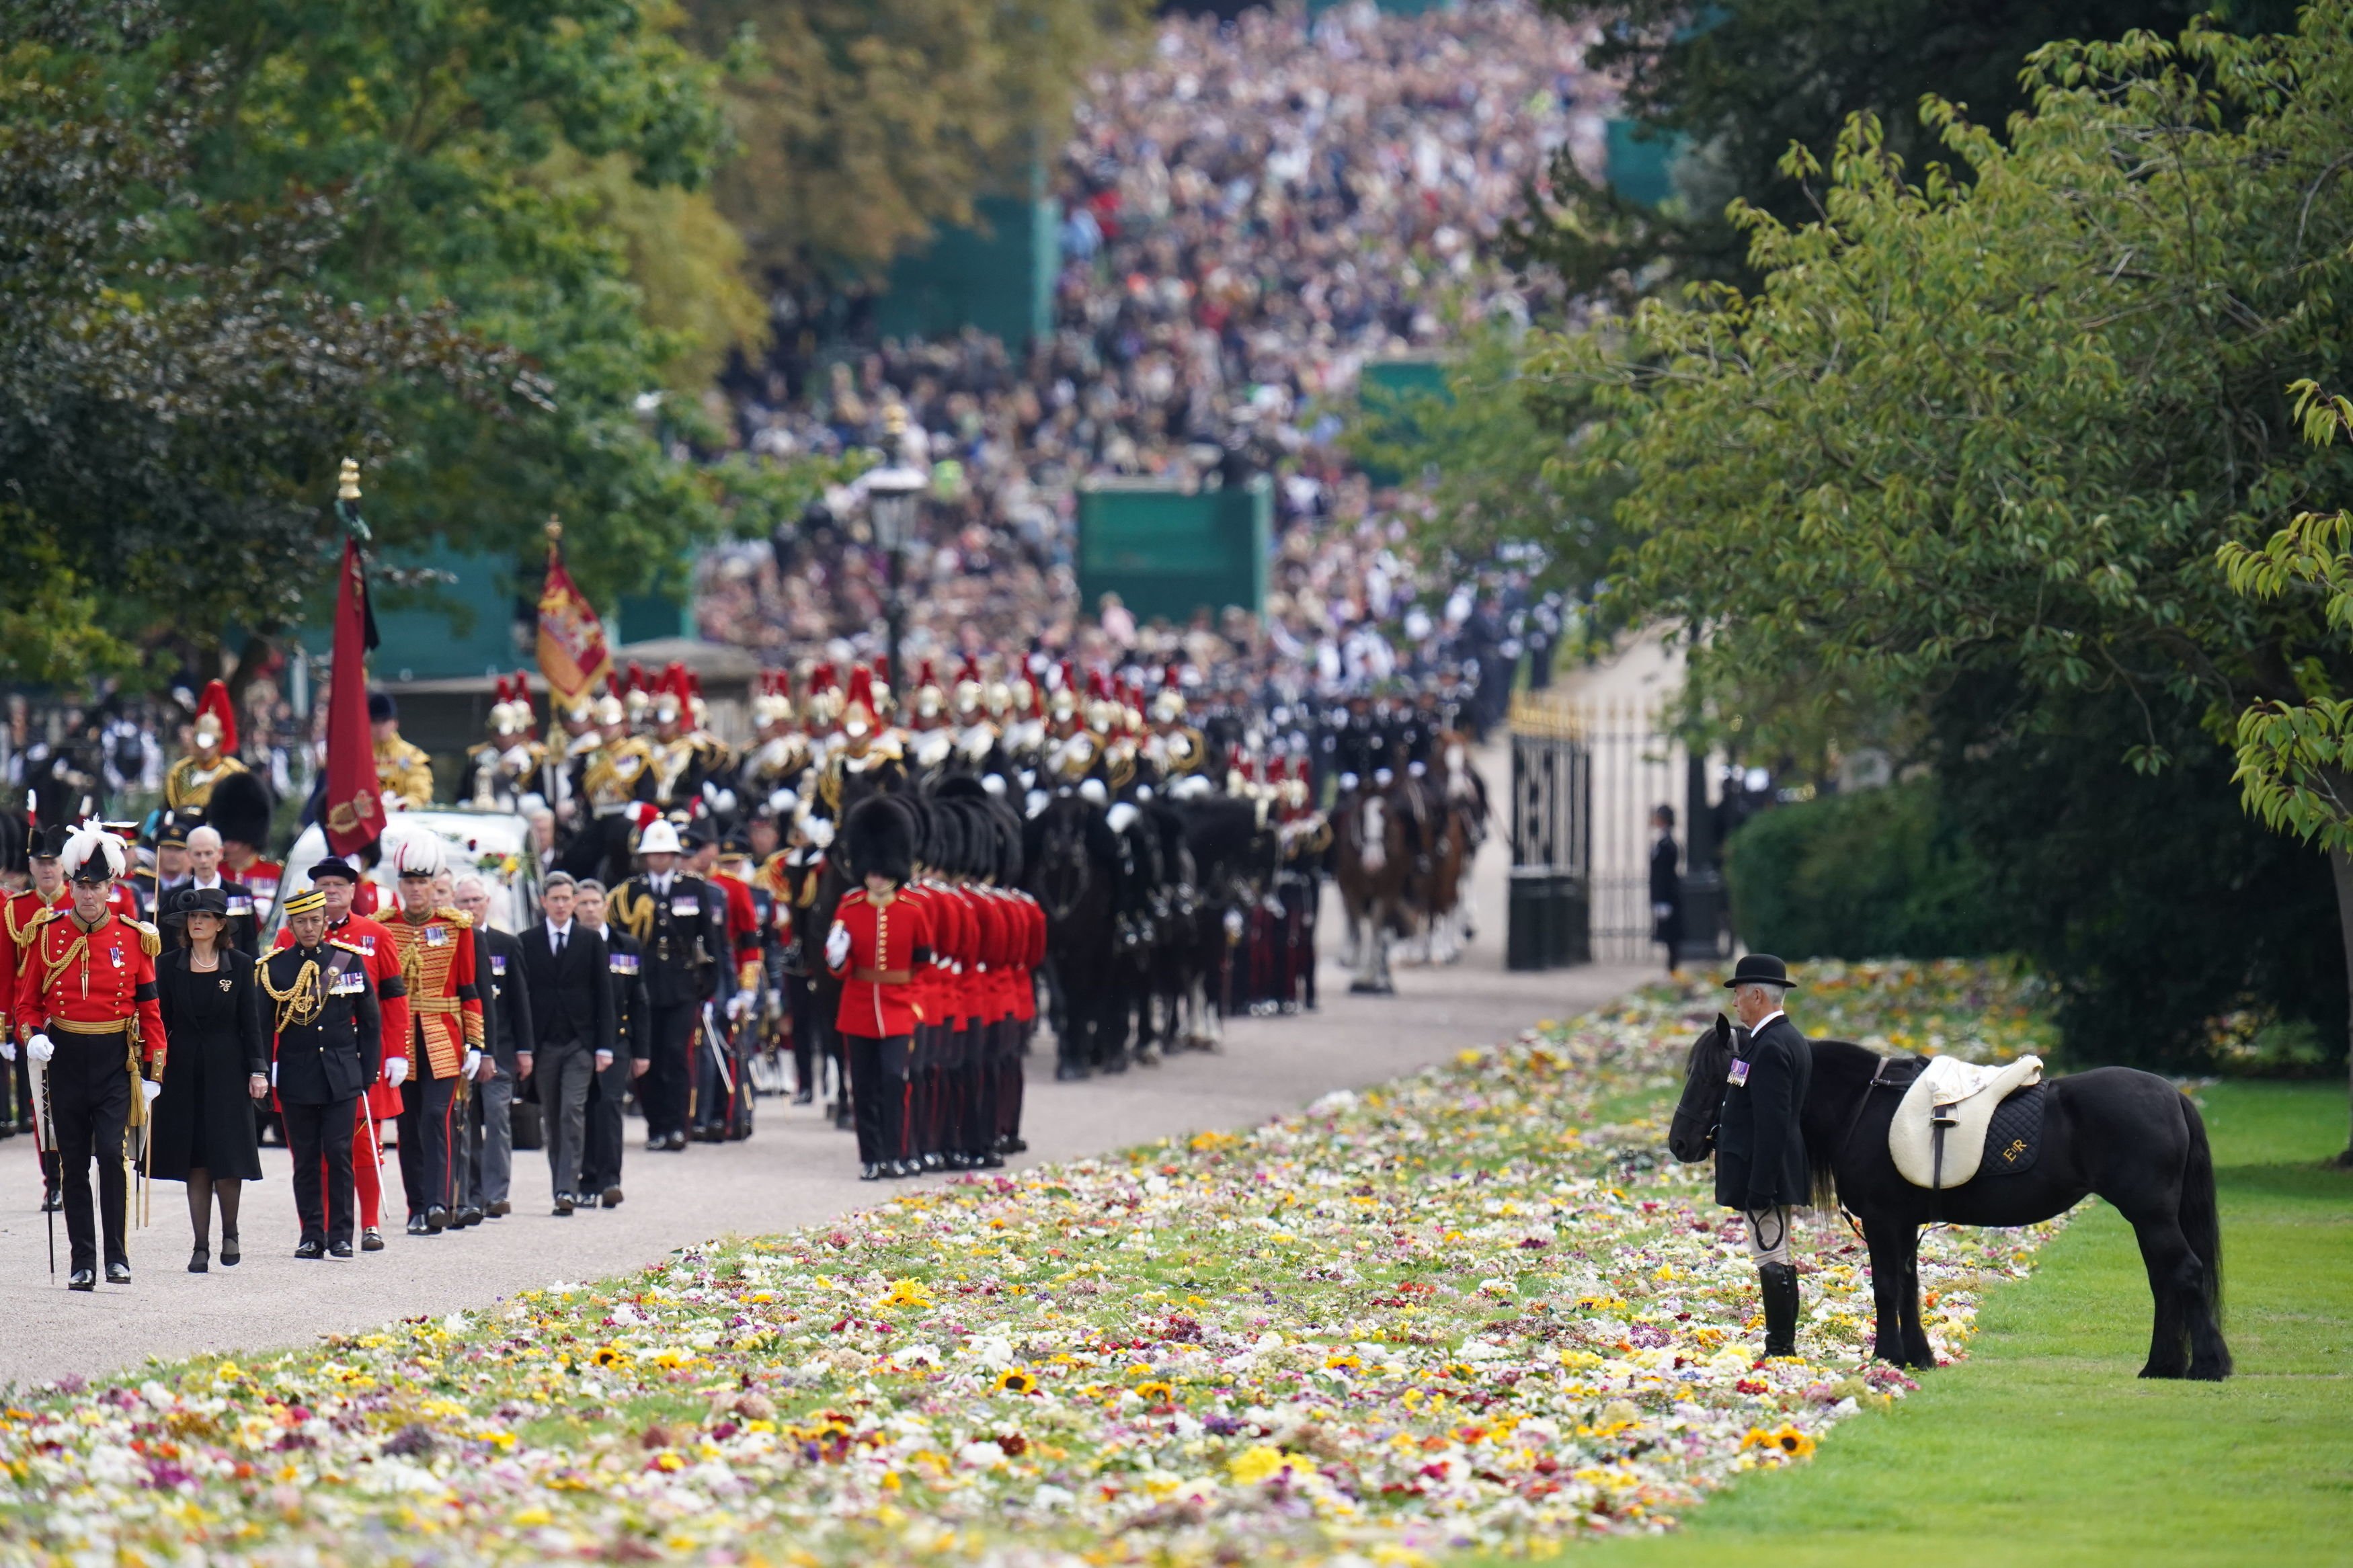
xmin=678 ymin=0 xmax=1145 ymax=280
xmin=1534 ymin=7 xmax=2353 ymax=1096
xmin=1513 ymin=0 xmax=2297 ymax=299
xmin=0 ymin=0 xmax=824 ymax=686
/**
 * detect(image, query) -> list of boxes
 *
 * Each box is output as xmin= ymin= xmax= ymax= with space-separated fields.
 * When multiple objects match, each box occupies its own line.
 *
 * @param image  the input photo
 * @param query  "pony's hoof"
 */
xmin=2138 ymin=1362 xmax=2188 ymax=1380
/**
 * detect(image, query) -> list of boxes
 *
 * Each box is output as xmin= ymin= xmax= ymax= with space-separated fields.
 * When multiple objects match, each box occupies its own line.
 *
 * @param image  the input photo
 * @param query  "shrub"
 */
xmin=1724 ymin=781 xmax=2001 ymax=963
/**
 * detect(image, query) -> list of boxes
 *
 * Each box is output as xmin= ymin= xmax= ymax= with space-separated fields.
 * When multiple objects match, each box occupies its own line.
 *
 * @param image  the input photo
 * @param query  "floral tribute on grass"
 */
xmin=0 ymin=965 xmax=2063 ymax=1565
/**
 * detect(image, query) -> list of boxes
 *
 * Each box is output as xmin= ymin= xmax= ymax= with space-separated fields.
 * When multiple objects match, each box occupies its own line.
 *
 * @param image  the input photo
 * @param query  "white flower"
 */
xmin=957 ymin=1440 xmax=1008 ymax=1470
xmin=1032 ymin=1483 xmax=1075 ymax=1510
xmin=1456 ymin=1337 xmax=1506 ymax=1362
xmin=966 ymin=1335 xmax=1014 ymax=1369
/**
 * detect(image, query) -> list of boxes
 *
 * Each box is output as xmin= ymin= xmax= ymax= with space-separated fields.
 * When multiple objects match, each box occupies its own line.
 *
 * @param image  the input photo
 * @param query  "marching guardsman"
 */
xmin=1719 ymin=954 xmax=1812 ymax=1358
xmin=606 ymin=819 xmax=721 ymax=1152
xmin=6 ymin=821 xmax=167 ymax=1290
xmin=760 ymin=806 xmax=834 ymax=1112
xmin=276 ymin=858 xmax=411 ymax=1252
xmin=468 ymin=673 xmax=551 ymax=813
xmin=379 ymin=837 xmax=483 ymax=1233
xmin=826 ymin=798 xmax=931 ymax=1181
xmin=260 ymin=886 xmax=381 ymax=1258
xmin=163 ymin=679 xmax=250 ymax=815
xmin=811 ymin=665 xmax=907 ymax=821
xmin=740 ymin=670 xmax=812 ymax=807
xmin=2 ymin=823 xmax=72 ymax=1206
xmin=906 ymin=659 xmax=955 ymax=772
xmin=206 ymin=770 xmax=283 ymax=919
xmin=949 ymin=657 xmax=1004 ymax=776
xmin=370 ymin=692 xmax=436 ymax=809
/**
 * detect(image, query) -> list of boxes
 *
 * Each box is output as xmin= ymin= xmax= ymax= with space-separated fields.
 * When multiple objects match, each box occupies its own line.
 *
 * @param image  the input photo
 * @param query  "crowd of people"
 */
xmin=694 ymin=1 xmax=1602 ymax=712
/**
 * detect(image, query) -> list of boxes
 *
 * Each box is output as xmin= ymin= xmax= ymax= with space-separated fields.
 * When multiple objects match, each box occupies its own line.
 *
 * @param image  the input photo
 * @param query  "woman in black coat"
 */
xmin=153 ymin=886 xmax=269 ymax=1272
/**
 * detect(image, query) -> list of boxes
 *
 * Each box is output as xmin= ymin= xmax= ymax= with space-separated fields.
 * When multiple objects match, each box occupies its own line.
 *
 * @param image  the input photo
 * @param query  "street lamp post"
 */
xmin=864 ymin=457 xmax=927 ymax=685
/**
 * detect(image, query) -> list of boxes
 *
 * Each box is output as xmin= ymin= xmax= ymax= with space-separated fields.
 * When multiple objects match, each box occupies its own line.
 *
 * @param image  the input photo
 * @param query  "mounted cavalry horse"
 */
xmin=1667 ymin=1003 xmax=2231 ymax=1381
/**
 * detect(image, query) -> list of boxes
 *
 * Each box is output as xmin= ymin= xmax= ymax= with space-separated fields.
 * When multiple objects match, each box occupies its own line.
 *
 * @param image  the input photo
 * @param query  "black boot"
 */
xmin=1760 ymin=1262 xmax=1800 ymax=1357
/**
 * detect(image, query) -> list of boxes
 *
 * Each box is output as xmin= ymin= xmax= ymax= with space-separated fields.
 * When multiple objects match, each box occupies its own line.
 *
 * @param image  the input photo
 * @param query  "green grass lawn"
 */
xmin=1543 ymin=1081 xmax=2353 ymax=1568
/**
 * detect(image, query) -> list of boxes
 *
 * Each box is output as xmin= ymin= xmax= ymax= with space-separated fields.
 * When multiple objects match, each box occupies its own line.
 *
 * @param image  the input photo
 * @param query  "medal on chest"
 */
xmin=1727 ymin=1059 xmax=1751 ymax=1088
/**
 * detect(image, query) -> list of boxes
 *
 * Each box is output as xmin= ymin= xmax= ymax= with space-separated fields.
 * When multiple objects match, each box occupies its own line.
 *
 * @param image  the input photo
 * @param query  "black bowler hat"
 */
xmin=1724 ymin=953 xmax=1795 ymax=989
xmin=164 ymin=886 xmax=229 ymax=925
xmin=308 ymin=857 xmax=361 ymax=884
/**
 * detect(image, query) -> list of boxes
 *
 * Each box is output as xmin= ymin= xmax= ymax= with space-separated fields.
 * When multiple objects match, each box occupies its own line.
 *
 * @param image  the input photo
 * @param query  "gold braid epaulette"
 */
xmin=131 ymin=920 xmax=159 ymax=958
xmin=260 ymin=954 xmax=325 ymax=1032
xmin=609 ymin=882 xmax=655 ymax=944
xmin=330 ymin=939 xmax=368 ymax=957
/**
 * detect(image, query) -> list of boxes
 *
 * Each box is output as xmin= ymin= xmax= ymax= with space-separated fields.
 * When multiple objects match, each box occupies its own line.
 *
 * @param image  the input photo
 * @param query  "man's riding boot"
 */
xmin=1760 ymin=1262 xmax=1800 ymax=1357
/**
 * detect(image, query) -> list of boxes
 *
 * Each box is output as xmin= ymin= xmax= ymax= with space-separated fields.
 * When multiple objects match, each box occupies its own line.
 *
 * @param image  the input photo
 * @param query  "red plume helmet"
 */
xmin=193 ymin=679 xmax=238 ymax=755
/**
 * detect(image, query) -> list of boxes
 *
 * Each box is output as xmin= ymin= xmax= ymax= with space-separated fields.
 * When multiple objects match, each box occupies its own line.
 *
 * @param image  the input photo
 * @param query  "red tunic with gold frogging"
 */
xmin=378 ymin=906 xmax=483 ymax=1079
xmin=9 ymin=909 xmax=167 ymax=1074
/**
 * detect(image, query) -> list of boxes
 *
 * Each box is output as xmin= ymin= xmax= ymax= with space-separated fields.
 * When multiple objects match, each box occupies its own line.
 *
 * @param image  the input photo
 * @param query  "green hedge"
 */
xmin=1724 ymin=780 xmax=2002 ymax=960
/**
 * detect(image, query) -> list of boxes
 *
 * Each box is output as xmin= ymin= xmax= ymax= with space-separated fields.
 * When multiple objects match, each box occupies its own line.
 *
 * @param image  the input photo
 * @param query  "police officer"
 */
xmin=605 ymin=820 xmax=721 ymax=1152
xmin=260 ymin=888 xmax=381 ymax=1258
xmin=1718 ymin=954 xmax=1812 ymax=1358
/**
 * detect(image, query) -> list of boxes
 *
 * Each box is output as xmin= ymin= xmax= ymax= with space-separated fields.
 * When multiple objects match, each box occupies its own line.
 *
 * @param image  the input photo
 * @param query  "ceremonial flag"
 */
xmin=323 ymin=477 xmax=385 ymax=855
xmin=537 ymin=520 xmax=613 ymax=706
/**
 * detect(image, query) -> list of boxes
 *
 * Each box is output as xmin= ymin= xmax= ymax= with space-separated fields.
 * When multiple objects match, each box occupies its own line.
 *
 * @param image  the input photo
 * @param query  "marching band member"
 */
xmin=7 ymin=821 xmax=166 ymax=1290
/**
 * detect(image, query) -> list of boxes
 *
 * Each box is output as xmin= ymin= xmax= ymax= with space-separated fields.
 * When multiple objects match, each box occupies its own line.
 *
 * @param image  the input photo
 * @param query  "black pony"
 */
xmin=1667 ymin=1017 xmax=2230 ymax=1380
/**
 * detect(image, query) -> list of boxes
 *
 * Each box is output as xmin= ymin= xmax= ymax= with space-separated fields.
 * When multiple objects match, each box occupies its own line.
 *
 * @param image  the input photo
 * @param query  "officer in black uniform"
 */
xmin=1717 ymin=953 xmax=1813 ymax=1358
xmin=260 ymin=886 xmax=381 ymax=1260
xmin=604 ymin=819 xmax=718 ymax=1151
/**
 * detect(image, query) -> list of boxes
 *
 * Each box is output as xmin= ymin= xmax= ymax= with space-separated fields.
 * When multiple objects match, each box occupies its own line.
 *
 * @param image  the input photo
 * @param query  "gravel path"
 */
xmin=0 ymin=747 xmax=1649 ymax=1387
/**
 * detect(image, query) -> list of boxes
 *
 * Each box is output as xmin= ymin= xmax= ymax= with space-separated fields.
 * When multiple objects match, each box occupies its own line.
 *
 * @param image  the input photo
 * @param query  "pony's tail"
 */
xmin=2179 ymin=1091 xmax=2228 ymax=1351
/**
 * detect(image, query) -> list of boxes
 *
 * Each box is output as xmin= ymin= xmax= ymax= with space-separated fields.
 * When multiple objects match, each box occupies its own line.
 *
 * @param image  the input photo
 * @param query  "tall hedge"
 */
xmin=1723 ymin=780 xmax=2001 ymax=962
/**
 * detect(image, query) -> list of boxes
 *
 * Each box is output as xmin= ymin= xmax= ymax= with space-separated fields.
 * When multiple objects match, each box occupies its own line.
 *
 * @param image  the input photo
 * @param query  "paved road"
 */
xmin=0 ymin=747 xmax=1648 ymax=1387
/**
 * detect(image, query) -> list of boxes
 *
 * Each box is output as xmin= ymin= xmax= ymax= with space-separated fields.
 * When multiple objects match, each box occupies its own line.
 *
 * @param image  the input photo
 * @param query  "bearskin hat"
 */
xmin=206 ymin=769 xmax=274 ymax=852
xmin=843 ymin=796 xmax=914 ymax=886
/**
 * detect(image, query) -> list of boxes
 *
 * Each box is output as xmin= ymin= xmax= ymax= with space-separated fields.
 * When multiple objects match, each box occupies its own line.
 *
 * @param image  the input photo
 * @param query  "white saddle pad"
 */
xmin=1889 ymin=1055 xmax=2044 ymax=1189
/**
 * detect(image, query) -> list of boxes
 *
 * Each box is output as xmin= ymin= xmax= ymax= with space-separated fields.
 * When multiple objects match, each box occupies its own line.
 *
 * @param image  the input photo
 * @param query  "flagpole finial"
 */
xmin=337 ymin=458 xmax=362 ymax=501
xmin=545 ymin=516 xmax=563 ymax=544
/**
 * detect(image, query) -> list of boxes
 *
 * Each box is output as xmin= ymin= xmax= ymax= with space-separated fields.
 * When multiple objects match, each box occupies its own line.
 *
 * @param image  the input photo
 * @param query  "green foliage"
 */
xmin=1515 ymin=0 xmax=2297 ymax=300
xmin=680 ymin=0 xmax=1146 ymax=278
xmin=1345 ymin=321 xmax=1632 ymax=625
xmin=0 ymin=0 xmax=824 ymax=686
xmin=1722 ymin=782 xmax=2001 ymax=964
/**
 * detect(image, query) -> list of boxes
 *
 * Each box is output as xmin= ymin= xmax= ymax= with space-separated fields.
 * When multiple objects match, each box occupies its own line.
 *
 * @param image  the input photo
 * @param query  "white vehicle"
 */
xmin=268 ymin=808 xmax=544 ymax=942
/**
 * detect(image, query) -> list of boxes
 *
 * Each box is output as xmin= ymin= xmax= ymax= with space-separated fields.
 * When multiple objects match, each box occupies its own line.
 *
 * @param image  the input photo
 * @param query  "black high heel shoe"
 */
xmin=218 ymin=1233 xmax=241 ymax=1267
xmin=188 ymin=1246 xmax=209 ymax=1274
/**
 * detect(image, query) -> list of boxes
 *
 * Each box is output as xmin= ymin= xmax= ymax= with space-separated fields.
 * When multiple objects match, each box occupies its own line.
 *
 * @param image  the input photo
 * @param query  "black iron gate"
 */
xmin=1507 ymin=710 xmax=1590 ymax=971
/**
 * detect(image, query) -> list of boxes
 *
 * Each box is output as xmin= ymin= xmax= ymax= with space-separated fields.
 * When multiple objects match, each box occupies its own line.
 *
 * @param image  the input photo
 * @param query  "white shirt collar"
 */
xmin=547 ymin=918 xmax=572 ymax=943
xmin=1751 ymin=1008 xmax=1785 ymax=1034
xmin=192 ymin=874 xmax=222 ymax=891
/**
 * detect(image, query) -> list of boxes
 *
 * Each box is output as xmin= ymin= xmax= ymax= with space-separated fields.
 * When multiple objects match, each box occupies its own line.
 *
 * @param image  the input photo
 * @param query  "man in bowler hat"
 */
xmin=1718 ymin=953 xmax=1812 ymax=1357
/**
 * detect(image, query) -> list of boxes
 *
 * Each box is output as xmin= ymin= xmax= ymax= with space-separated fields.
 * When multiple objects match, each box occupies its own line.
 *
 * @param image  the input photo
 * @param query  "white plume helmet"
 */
xmin=61 ymin=818 xmax=128 ymax=881
xmin=389 ymin=831 xmax=446 ymax=879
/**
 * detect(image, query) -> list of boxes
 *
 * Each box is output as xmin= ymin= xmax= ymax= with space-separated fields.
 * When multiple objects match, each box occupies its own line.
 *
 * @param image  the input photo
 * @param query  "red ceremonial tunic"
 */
xmin=827 ymin=887 xmax=931 ymax=1039
xmin=1010 ymin=889 xmax=1043 ymax=1024
xmin=11 ymin=909 xmax=167 ymax=1075
xmin=0 ymin=886 xmax=69 ymax=1043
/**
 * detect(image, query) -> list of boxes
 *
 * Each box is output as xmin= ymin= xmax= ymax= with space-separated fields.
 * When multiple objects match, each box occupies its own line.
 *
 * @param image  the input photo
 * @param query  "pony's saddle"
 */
xmin=1889 ymin=1055 xmax=2046 ymax=1190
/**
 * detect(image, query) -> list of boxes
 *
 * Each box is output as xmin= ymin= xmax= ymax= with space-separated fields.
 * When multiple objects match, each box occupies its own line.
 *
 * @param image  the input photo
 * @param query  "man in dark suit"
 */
xmin=450 ymin=876 xmax=532 ymax=1223
xmin=519 ymin=872 xmax=612 ymax=1214
xmin=1649 ymin=804 xmax=1685 ymax=977
xmin=572 ymin=879 xmax=648 ymax=1207
xmin=1718 ymin=954 xmax=1813 ymax=1358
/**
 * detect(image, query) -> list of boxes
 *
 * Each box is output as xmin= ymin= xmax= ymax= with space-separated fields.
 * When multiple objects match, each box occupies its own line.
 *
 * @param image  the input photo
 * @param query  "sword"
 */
xmin=29 ymin=1050 xmax=53 ymax=1277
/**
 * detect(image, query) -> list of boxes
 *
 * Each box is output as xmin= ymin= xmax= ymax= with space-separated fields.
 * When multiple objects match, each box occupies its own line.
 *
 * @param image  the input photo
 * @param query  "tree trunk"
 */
xmin=2330 ymin=848 xmax=2353 ymax=1166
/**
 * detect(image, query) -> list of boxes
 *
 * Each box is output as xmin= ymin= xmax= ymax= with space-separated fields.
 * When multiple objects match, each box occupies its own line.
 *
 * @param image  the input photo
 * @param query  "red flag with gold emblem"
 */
xmin=323 ymin=536 xmax=385 ymax=855
xmin=537 ymin=522 xmax=614 ymax=706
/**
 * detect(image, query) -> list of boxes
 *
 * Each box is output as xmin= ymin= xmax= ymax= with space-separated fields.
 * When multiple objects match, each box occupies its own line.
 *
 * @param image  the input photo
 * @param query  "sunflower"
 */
xmin=589 ymin=1346 xmax=625 ymax=1368
xmin=1134 ymin=1380 xmax=1175 ymax=1403
xmin=994 ymin=1367 xmax=1039 ymax=1395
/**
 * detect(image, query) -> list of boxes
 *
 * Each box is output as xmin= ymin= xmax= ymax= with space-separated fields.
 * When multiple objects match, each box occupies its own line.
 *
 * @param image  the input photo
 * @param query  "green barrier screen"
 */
xmin=1076 ymin=477 xmax=1270 ymax=624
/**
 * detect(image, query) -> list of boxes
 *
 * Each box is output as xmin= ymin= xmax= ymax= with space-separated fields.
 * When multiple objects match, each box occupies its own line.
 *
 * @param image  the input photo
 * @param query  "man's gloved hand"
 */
xmin=463 ymin=1048 xmax=483 ymax=1079
xmin=0 ymin=1037 xmax=14 ymax=1063
xmin=26 ymin=1034 xmax=53 ymax=1065
xmin=824 ymin=922 xmax=851 ymax=972
xmin=142 ymin=1079 xmax=163 ymax=1107
xmin=383 ymin=1055 xmax=410 ymax=1087
xmin=594 ymin=1048 xmax=614 ymax=1072
xmin=725 ymin=992 xmax=752 ymax=1022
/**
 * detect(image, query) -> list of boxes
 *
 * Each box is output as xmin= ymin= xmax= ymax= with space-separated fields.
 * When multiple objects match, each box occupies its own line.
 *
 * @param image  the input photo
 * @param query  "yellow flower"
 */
xmin=994 ymin=1368 xmax=1038 ymax=1395
xmin=511 ymin=1508 xmax=552 ymax=1527
xmin=1741 ymin=1424 xmax=1817 ymax=1460
xmin=875 ymin=1278 xmax=934 ymax=1309
xmin=1325 ymin=1354 xmax=1361 ymax=1370
xmin=1230 ymin=1446 xmax=1319 ymax=1486
xmin=1135 ymin=1381 xmax=1175 ymax=1402
xmin=590 ymin=1345 xmax=625 ymax=1368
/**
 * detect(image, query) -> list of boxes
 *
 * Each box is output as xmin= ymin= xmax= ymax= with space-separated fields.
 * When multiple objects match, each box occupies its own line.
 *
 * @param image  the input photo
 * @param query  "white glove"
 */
xmin=0 ymin=1038 xmax=13 ymax=1063
xmin=824 ymin=922 xmax=851 ymax=972
xmin=142 ymin=1079 xmax=162 ymax=1107
xmin=26 ymin=1034 xmax=53 ymax=1065
xmin=803 ymin=817 xmax=835 ymax=850
xmin=384 ymin=1055 xmax=410 ymax=1087
xmin=725 ymin=993 xmax=752 ymax=1021
xmin=463 ymin=1048 xmax=482 ymax=1077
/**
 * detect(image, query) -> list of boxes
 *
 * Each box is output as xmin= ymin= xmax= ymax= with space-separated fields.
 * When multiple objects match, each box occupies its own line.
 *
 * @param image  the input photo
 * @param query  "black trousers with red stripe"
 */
xmin=395 ymin=1071 xmax=458 ymax=1218
xmin=846 ymin=1032 xmax=911 ymax=1167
